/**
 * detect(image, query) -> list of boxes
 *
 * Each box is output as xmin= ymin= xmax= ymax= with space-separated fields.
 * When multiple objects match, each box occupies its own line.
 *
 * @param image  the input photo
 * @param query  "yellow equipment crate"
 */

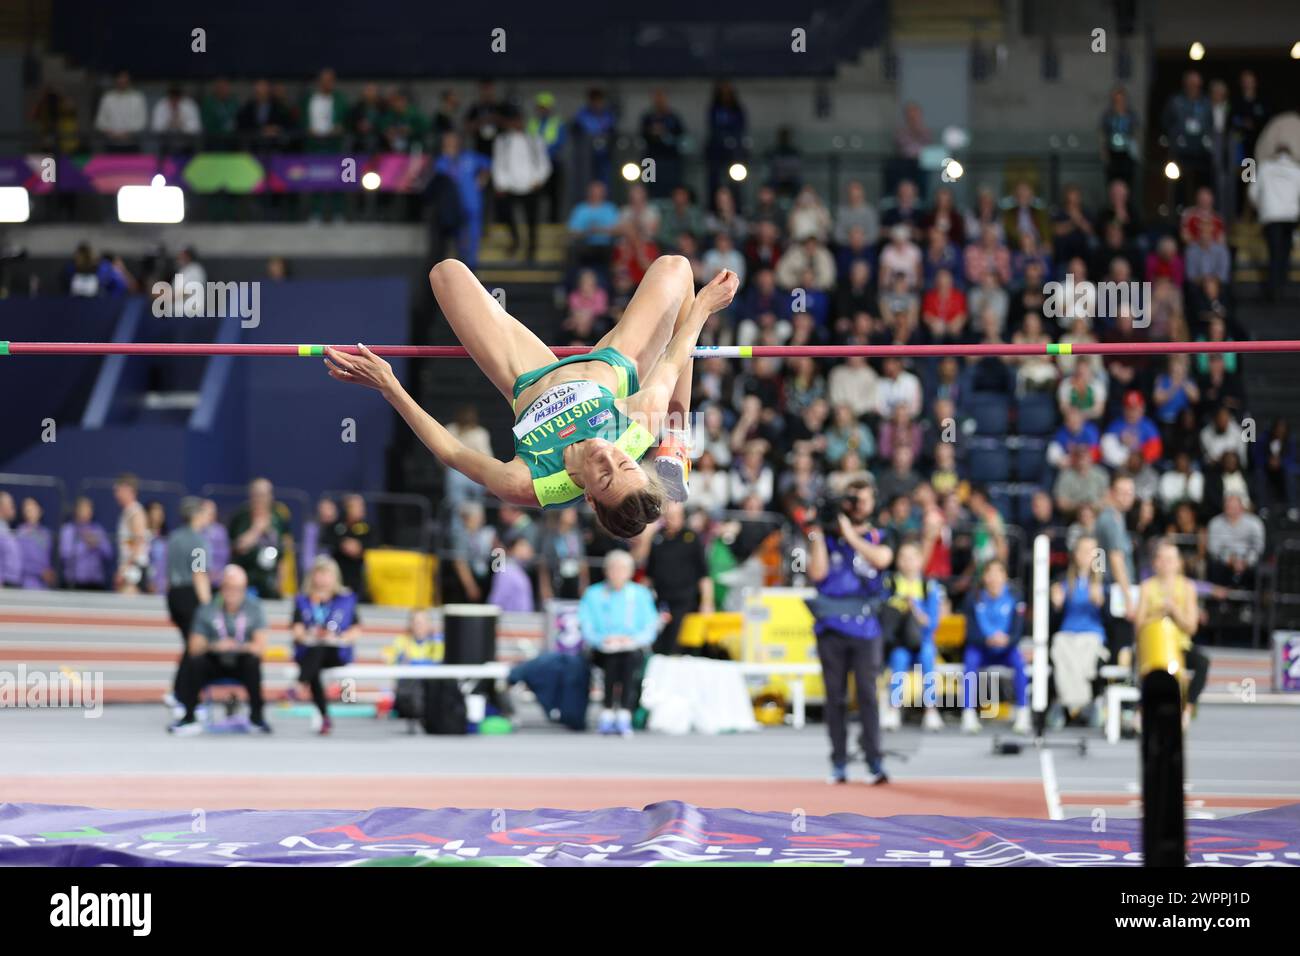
xmin=742 ymin=589 xmax=825 ymax=705
xmin=364 ymin=548 xmax=436 ymax=608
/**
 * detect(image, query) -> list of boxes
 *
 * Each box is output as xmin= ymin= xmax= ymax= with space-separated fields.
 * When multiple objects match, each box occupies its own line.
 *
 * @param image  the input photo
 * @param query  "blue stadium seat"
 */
xmin=967 ymin=443 xmax=1011 ymax=483
xmin=1017 ymin=392 xmax=1058 ymax=436
xmin=969 ymin=394 xmax=1011 ymax=436
xmin=1016 ymin=439 xmax=1049 ymax=483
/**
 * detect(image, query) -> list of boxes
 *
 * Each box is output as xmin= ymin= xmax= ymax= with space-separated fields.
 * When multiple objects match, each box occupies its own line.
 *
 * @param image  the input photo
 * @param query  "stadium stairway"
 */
xmin=1235 ymin=300 xmax=1300 ymax=436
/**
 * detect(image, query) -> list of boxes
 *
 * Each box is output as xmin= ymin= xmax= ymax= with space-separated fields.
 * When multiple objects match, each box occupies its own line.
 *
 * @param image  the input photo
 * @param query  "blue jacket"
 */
xmin=963 ymin=585 xmax=1025 ymax=648
xmin=578 ymin=581 xmax=658 ymax=651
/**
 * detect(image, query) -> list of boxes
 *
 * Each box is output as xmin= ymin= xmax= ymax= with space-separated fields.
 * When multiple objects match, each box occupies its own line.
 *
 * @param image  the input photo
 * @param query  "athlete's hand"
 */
xmin=324 ymin=343 xmax=398 ymax=395
xmin=697 ymin=269 xmax=740 ymax=315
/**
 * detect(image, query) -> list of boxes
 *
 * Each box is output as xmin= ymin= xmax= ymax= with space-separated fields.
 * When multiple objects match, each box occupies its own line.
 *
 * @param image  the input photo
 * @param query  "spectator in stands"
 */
xmin=434 ymin=131 xmax=491 ymax=268
xmin=1231 ymin=71 xmax=1269 ymax=191
xmin=228 ymin=477 xmax=291 ymax=599
xmin=877 ymin=224 xmax=921 ymax=291
xmin=464 ymin=80 xmax=505 ymax=159
xmin=730 ymin=439 xmax=775 ymax=508
xmin=162 ymin=497 xmax=211 ymax=700
xmin=16 ymin=497 xmax=54 ymax=590
xmin=786 ymin=185 xmax=830 ymax=243
xmin=1010 ymin=313 xmax=1058 ymax=393
xmin=1200 ymin=406 xmax=1246 ymax=468
xmin=1180 ymin=186 xmax=1225 ymax=245
xmin=705 ymin=81 xmax=746 ymax=200
xmin=702 ymin=231 xmax=746 ymax=287
xmin=236 ymin=79 xmax=292 ymax=149
xmin=641 ymin=502 xmax=714 ymax=655
xmin=58 ymin=497 xmax=112 ymax=590
xmin=1163 ymin=69 xmax=1213 ymax=205
xmin=961 ymin=558 xmax=1030 ymax=735
xmin=492 ymin=110 xmax=551 ymax=261
xmin=567 ymin=179 xmax=620 ymax=269
xmin=94 ymin=71 xmax=147 ymax=150
xmin=1091 ymin=218 xmax=1143 ymax=282
xmin=0 ymin=493 xmax=19 ymax=588
xmin=1250 ymin=144 xmax=1300 ymax=301
xmin=878 ymin=403 xmax=921 ymax=461
xmin=824 ymin=403 xmax=875 ymax=467
xmin=1132 ymin=538 xmax=1209 ymax=726
xmin=1197 ymin=353 xmax=1245 ymax=417
xmin=330 ymin=494 xmax=374 ymax=600
xmin=1054 ymin=442 xmax=1108 ymax=521
xmin=881 ymin=179 xmax=924 ymax=240
xmin=1050 ymin=535 xmax=1108 ymax=725
xmin=1097 ymin=473 xmax=1139 ymax=632
xmin=1101 ymin=391 xmax=1163 ymax=470
xmin=444 ymin=500 xmax=495 ymax=604
xmin=880 ymin=541 xmax=945 ymax=732
xmin=834 ymin=180 xmax=880 ymax=247
xmin=303 ymin=68 xmax=347 ymax=151
xmin=1185 ymin=231 xmax=1231 ymax=289
xmin=921 ymin=268 xmax=968 ymax=342
xmin=1100 ymin=85 xmax=1140 ymax=185
xmin=537 ymin=508 xmax=589 ymax=602
xmin=1207 ymin=80 xmax=1235 ymax=219
xmin=876 ymin=445 xmax=921 ymax=505
xmin=1058 ymin=361 xmax=1108 ymax=421
xmin=347 ymin=83 xmax=385 ymax=151
xmin=292 ymin=554 xmax=361 ymax=734
xmin=487 ymin=535 xmax=536 ymax=613
xmin=150 ymin=84 xmax=201 ymax=148
xmin=1159 ymin=451 xmax=1205 ymax=515
xmin=640 ymin=89 xmax=685 ymax=198
xmin=171 ymin=565 xmax=270 ymax=735
xmin=963 ymin=225 xmax=1012 ymax=288
xmin=65 ymin=242 xmax=129 ymax=297
xmin=29 ymin=83 xmax=80 ymax=154
xmin=875 ymin=357 xmax=922 ymax=419
xmin=380 ymin=88 xmax=429 ymax=154
xmin=145 ymin=502 xmax=167 ymax=594
xmin=1257 ymin=419 xmax=1297 ymax=506
xmin=618 ymin=182 xmax=661 ymax=240
xmin=523 ymin=92 xmax=565 ymax=220
xmin=197 ymin=500 xmax=228 ymax=585
xmin=112 ymin=474 xmax=150 ymax=595
xmin=922 ymin=226 xmax=962 ymax=290
xmin=1003 ymin=181 xmax=1049 ymax=250
xmin=579 ymin=549 xmax=658 ymax=736
xmin=1205 ymin=448 xmax=1253 ymax=515
xmin=774 ymin=234 xmax=835 ymax=292
xmin=572 ymin=87 xmax=617 ymax=186
xmin=1153 ymin=355 xmax=1201 ymax=445
xmin=300 ymin=497 xmax=337 ymax=583
xmin=1051 ymin=184 xmax=1095 ymax=266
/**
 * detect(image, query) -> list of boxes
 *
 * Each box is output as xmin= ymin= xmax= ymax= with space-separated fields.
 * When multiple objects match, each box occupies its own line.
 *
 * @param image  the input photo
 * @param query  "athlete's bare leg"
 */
xmin=594 ymin=255 xmax=695 ymax=382
xmin=427 ymin=259 xmax=557 ymax=401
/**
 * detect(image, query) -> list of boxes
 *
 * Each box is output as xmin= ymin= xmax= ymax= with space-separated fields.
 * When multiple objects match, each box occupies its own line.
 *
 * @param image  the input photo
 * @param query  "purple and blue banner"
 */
xmin=1 ymin=801 xmax=1297 ymax=866
xmin=0 ymin=154 xmax=431 ymax=194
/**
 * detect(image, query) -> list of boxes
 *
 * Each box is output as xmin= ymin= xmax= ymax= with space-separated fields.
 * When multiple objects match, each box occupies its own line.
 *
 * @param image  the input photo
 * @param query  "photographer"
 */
xmin=806 ymin=478 xmax=894 ymax=785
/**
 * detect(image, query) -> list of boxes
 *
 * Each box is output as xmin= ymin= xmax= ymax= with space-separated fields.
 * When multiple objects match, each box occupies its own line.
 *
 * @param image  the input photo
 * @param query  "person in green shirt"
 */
xmin=379 ymin=89 xmax=429 ymax=154
xmin=200 ymin=77 xmax=241 ymax=149
xmin=226 ymin=477 xmax=292 ymax=599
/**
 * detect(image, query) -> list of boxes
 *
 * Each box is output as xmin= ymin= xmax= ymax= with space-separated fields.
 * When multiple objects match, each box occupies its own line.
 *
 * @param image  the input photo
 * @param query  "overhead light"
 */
xmin=1188 ymin=41 xmax=1205 ymax=61
xmin=361 ymin=171 xmax=382 ymax=190
xmin=942 ymin=158 xmax=964 ymax=181
xmin=0 ymin=186 xmax=30 ymax=223
xmin=117 ymin=175 xmax=184 ymax=223
xmin=620 ymin=162 xmax=640 ymax=182
xmin=1164 ymin=161 xmax=1181 ymax=180
xmin=728 ymin=162 xmax=748 ymax=182
xmin=1291 ymin=41 xmax=1300 ymax=59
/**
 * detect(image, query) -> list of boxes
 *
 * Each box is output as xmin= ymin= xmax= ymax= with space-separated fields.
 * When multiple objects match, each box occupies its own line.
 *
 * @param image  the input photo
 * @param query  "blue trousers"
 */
xmin=962 ymin=642 xmax=1027 ymax=709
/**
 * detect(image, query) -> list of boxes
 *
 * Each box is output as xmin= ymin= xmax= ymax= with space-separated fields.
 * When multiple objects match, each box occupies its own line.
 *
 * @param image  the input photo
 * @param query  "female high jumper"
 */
xmin=323 ymin=256 xmax=738 ymax=539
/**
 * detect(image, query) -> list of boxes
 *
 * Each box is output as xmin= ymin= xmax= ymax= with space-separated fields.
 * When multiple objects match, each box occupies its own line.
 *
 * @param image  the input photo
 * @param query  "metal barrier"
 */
xmin=0 ymin=472 xmax=68 ymax=525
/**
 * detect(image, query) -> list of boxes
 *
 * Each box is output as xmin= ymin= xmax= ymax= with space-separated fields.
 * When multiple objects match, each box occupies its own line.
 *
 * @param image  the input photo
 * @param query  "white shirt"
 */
xmin=307 ymin=93 xmax=338 ymax=136
xmin=828 ymin=364 xmax=879 ymax=417
xmin=491 ymin=131 xmax=552 ymax=194
xmin=150 ymin=97 xmax=201 ymax=134
xmin=95 ymin=89 xmax=148 ymax=135
xmin=1250 ymin=155 xmax=1300 ymax=224
xmin=875 ymin=371 xmax=921 ymax=418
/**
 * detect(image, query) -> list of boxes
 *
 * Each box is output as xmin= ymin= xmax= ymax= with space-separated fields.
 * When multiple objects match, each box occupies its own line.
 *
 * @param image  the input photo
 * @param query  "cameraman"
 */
xmin=806 ymin=478 xmax=894 ymax=785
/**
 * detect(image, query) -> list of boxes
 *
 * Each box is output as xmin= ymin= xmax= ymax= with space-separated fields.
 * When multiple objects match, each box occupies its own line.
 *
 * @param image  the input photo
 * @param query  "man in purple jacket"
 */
xmin=16 ymin=497 xmax=55 ymax=589
xmin=0 ymin=492 xmax=21 ymax=588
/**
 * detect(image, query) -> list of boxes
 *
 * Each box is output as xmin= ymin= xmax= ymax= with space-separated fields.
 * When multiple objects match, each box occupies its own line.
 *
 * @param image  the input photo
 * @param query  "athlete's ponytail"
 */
xmin=592 ymin=471 xmax=665 ymax=540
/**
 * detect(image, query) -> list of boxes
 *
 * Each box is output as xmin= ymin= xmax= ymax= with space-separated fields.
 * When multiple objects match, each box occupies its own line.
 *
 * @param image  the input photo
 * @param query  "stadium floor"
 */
xmin=3 ymin=701 xmax=1297 ymax=820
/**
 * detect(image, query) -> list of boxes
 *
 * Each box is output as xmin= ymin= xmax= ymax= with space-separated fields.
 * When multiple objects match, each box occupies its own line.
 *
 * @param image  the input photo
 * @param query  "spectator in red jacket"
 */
xmin=1101 ymin=391 xmax=1164 ymax=469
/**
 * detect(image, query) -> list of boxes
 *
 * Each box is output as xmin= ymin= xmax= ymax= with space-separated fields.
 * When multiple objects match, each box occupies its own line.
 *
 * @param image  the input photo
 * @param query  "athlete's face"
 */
xmin=582 ymin=439 xmax=646 ymax=506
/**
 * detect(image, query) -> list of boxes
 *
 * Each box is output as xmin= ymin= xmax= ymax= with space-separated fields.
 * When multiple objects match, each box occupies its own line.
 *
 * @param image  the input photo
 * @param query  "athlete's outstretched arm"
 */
xmin=629 ymin=269 xmax=737 ymax=431
xmin=325 ymin=345 xmax=534 ymax=504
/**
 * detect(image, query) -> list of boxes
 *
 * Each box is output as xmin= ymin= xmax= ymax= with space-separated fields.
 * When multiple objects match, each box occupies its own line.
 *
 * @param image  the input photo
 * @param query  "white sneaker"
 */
xmin=310 ymin=710 xmax=324 ymax=733
xmin=1012 ymin=706 xmax=1033 ymax=736
xmin=597 ymin=709 xmax=616 ymax=735
xmin=880 ymin=705 xmax=902 ymax=731
xmin=961 ymin=709 xmax=982 ymax=734
xmin=922 ymin=708 xmax=944 ymax=732
xmin=653 ymin=432 xmax=691 ymax=503
xmin=615 ymin=708 xmax=634 ymax=737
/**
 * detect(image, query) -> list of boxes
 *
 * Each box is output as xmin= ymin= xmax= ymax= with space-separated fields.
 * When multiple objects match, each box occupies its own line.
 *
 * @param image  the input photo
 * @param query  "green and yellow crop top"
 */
xmin=510 ymin=348 xmax=655 ymax=509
